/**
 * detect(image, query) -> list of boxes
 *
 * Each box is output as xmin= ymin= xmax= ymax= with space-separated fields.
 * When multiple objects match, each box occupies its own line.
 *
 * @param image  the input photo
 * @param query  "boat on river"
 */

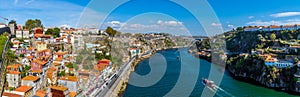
xmin=202 ymin=78 xmax=217 ymax=90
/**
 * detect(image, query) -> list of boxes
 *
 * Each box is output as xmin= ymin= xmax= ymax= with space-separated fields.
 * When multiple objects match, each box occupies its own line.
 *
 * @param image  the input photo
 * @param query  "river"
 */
xmin=123 ymin=48 xmax=298 ymax=97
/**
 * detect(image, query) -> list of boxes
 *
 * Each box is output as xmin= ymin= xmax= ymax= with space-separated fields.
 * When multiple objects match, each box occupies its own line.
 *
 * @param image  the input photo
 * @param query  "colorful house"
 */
xmin=58 ymin=76 xmax=78 ymax=92
xmin=21 ymin=76 xmax=40 ymax=93
xmin=94 ymin=59 xmax=111 ymax=71
xmin=50 ymin=85 xmax=70 ymax=97
xmin=6 ymin=71 xmax=21 ymax=88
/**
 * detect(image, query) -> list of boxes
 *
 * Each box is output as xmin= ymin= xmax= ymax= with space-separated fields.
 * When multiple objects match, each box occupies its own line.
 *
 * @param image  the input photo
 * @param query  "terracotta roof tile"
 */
xmin=15 ymin=86 xmax=33 ymax=92
xmin=50 ymin=85 xmax=68 ymax=91
xmin=7 ymin=71 xmax=21 ymax=75
xmin=59 ymin=76 xmax=78 ymax=82
xmin=22 ymin=76 xmax=40 ymax=81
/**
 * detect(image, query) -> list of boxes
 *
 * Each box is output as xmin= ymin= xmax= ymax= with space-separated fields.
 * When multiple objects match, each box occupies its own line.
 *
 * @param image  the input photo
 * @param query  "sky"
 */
xmin=1 ymin=0 xmax=300 ymax=36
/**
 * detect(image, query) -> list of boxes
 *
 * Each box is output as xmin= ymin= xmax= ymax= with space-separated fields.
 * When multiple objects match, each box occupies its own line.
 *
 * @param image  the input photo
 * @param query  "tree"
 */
xmin=45 ymin=29 xmax=54 ymax=35
xmin=53 ymin=28 xmax=60 ymax=37
xmin=66 ymin=63 xmax=74 ymax=68
xmin=5 ymin=50 xmax=17 ymax=63
xmin=106 ymin=27 xmax=117 ymax=37
xmin=270 ymin=33 xmax=276 ymax=41
xmin=8 ymin=20 xmax=17 ymax=28
xmin=25 ymin=19 xmax=43 ymax=30
xmin=236 ymin=27 xmax=244 ymax=32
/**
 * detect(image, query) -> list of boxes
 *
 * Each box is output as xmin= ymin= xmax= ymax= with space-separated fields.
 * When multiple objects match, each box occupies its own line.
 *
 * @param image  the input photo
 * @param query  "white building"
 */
xmin=23 ymin=30 xmax=30 ymax=38
xmin=58 ymin=76 xmax=78 ymax=92
xmin=16 ymin=30 xmax=23 ymax=38
xmin=265 ymin=57 xmax=293 ymax=68
xmin=21 ymin=76 xmax=40 ymax=93
xmin=6 ymin=71 xmax=21 ymax=88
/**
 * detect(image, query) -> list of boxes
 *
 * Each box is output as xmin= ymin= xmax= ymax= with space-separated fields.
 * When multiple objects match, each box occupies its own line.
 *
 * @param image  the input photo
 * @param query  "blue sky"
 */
xmin=1 ymin=0 xmax=300 ymax=36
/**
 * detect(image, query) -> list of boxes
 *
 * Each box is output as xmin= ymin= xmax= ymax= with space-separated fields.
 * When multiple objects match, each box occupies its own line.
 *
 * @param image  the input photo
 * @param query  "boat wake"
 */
xmin=202 ymin=78 xmax=234 ymax=97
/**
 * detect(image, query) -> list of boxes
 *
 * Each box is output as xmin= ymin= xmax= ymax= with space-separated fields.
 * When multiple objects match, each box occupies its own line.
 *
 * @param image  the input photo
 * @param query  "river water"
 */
xmin=123 ymin=48 xmax=298 ymax=97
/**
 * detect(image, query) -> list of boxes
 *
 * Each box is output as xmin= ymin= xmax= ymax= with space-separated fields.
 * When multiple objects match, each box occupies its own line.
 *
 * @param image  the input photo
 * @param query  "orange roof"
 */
xmin=7 ymin=71 xmax=21 ymax=75
xmin=55 ymin=57 xmax=63 ymax=61
xmin=49 ymin=66 xmax=57 ymax=71
xmin=50 ymin=85 xmax=68 ymax=91
xmin=70 ymin=92 xmax=77 ymax=97
xmin=27 ymin=47 xmax=35 ymax=51
xmin=22 ymin=76 xmax=40 ymax=81
xmin=59 ymin=76 xmax=78 ymax=82
xmin=15 ymin=86 xmax=33 ymax=92
xmin=53 ymin=61 xmax=61 ymax=66
xmin=265 ymin=57 xmax=278 ymax=62
xmin=37 ymin=49 xmax=52 ymax=53
xmin=32 ymin=59 xmax=47 ymax=65
xmin=7 ymin=64 xmax=21 ymax=69
xmin=34 ymin=34 xmax=51 ymax=38
xmin=26 ymin=56 xmax=34 ymax=59
xmin=34 ymin=90 xmax=46 ymax=97
xmin=2 ymin=92 xmax=22 ymax=97
xmin=36 ymin=41 xmax=46 ymax=44
xmin=55 ymin=51 xmax=68 ymax=55
xmin=31 ymin=69 xmax=43 ymax=73
xmin=100 ymin=59 xmax=111 ymax=62
xmin=269 ymin=25 xmax=280 ymax=28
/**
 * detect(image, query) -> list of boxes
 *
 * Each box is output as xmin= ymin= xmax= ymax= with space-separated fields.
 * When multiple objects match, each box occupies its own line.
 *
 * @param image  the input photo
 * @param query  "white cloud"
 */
xmin=246 ymin=19 xmax=300 ymax=26
xmin=248 ymin=16 xmax=254 ymax=19
xmin=246 ymin=20 xmax=280 ymax=26
xmin=107 ymin=20 xmax=188 ymax=34
xmin=227 ymin=25 xmax=235 ymax=29
xmin=270 ymin=12 xmax=300 ymax=18
xmin=157 ymin=20 xmax=183 ymax=26
xmin=211 ymin=23 xmax=222 ymax=27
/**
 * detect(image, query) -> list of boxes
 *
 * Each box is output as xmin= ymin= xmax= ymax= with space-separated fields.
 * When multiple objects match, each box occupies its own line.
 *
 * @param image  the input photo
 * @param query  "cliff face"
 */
xmin=189 ymin=30 xmax=300 ymax=93
xmin=227 ymin=54 xmax=298 ymax=91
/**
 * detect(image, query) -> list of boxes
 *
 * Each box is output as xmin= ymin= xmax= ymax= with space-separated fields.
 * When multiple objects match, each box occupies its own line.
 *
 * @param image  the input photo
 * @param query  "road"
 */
xmin=97 ymin=56 xmax=136 ymax=97
xmin=97 ymin=50 xmax=152 ymax=97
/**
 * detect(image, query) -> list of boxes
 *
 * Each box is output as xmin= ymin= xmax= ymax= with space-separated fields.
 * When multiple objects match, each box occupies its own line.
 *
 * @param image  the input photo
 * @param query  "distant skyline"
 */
xmin=1 ymin=0 xmax=300 ymax=35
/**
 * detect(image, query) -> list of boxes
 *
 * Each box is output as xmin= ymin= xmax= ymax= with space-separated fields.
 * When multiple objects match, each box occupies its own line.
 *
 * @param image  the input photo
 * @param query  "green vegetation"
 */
xmin=66 ymin=63 xmax=79 ymax=70
xmin=5 ymin=49 xmax=17 ymax=63
xmin=57 ymin=71 xmax=66 ymax=77
xmin=45 ymin=27 xmax=60 ymax=38
xmin=8 ymin=87 xmax=15 ymax=91
xmin=0 ymin=35 xmax=8 ymax=56
xmin=270 ymin=33 xmax=276 ymax=41
xmin=25 ymin=19 xmax=43 ymax=30
xmin=21 ymin=65 xmax=30 ymax=78
xmin=106 ymin=27 xmax=117 ymax=37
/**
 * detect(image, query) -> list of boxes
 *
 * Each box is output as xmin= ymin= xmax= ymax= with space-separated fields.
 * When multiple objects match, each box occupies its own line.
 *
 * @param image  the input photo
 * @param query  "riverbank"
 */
xmin=117 ymin=50 xmax=156 ymax=96
xmin=118 ymin=47 xmax=186 ymax=96
xmin=189 ymin=49 xmax=300 ymax=96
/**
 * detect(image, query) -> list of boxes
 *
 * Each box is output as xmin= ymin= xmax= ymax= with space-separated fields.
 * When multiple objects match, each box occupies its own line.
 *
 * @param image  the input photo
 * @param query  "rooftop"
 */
xmin=2 ymin=92 xmax=22 ymax=97
xmin=22 ymin=76 xmax=40 ymax=81
xmin=59 ymin=76 xmax=78 ymax=82
xmin=34 ymin=90 xmax=46 ymax=97
xmin=50 ymin=85 xmax=68 ymax=91
xmin=7 ymin=64 xmax=22 ymax=69
xmin=70 ymin=92 xmax=77 ymax=97
xmin=15 ymin=86 xmax=33 ymax=93
xmin=7 ymin=71 xmax=21 ymax=75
